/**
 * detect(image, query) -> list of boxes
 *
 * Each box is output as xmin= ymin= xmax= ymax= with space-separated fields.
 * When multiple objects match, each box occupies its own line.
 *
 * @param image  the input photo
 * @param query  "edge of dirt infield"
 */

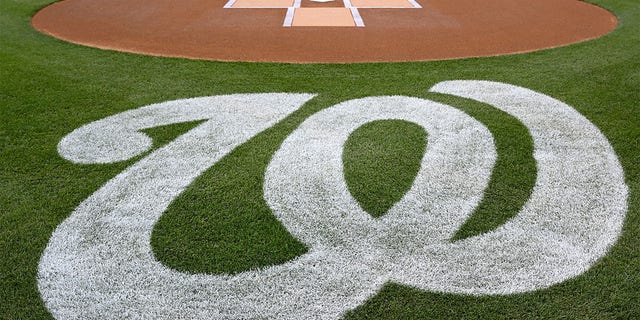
xmin=31 ymin=0 xmax=618 ymax=63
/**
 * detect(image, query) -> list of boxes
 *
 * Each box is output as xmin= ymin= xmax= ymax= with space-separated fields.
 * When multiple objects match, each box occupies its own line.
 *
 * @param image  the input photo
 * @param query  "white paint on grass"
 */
xmin=265 ymin=96 xmax=496 ymax=254
xmin=39 ymin=82 xmax=628 ymax=319
xmin=58 ymin=93 xmax=314 ymax=164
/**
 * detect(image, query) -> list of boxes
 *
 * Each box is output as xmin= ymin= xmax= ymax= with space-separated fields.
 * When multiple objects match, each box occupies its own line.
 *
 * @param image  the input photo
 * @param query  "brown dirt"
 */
xmin=31 ymin=0 xmax=618 ymax=63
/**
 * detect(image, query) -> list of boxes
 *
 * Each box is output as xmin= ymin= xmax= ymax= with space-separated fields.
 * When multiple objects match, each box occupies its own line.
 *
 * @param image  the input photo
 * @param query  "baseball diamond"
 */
xmin=1 ymin=0 xmax=639 ymax=319
xmin=32 ymin=0 xmax=617 ymax=62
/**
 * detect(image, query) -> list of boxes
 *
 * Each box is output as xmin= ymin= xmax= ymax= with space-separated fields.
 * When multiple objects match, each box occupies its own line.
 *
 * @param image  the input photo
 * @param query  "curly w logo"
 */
xmin=39 ymin=81 xmax=627 ymax=319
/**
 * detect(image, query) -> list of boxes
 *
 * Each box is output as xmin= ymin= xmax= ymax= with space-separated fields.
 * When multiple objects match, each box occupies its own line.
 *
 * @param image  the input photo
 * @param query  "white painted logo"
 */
xmin=39 ymin=81 xmax=628 ymax=319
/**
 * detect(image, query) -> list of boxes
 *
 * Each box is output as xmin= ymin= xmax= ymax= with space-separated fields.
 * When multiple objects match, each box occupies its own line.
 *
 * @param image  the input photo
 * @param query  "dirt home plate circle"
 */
xmin=32 ymin=0 xmax=617 ymax=63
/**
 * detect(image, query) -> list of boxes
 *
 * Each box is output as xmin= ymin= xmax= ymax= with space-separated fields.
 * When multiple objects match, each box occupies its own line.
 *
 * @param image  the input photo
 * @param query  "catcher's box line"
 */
xmin=284 ymin=0 xmax=302 ymax=27
xmin=350 ymin=7 xmax=364 ymax=26
xmin=284 ymin=8 xmax=295 ymax=26
xmin=225 ymin=0 xmax=417 ymax=27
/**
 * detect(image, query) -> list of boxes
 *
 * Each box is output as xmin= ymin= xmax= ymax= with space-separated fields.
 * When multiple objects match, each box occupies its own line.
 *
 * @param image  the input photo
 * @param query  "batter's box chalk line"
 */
xmin=224 ymin=0 xmax=421 ymax=27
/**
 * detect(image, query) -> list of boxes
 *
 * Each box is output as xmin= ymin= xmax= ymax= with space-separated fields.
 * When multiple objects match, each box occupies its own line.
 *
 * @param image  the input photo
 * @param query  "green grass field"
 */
xmin=1 ymin=0 xmax=639 ymax=318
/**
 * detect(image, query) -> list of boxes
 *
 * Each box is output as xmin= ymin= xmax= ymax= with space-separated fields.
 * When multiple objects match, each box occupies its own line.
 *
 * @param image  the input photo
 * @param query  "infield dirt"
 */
xmin=32 ymin=0 xmax=617 ymax=66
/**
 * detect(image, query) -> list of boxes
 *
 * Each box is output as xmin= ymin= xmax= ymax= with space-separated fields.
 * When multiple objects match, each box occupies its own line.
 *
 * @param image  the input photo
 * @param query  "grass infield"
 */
xmin=1 ymin=0 xmax=639 ymax=319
